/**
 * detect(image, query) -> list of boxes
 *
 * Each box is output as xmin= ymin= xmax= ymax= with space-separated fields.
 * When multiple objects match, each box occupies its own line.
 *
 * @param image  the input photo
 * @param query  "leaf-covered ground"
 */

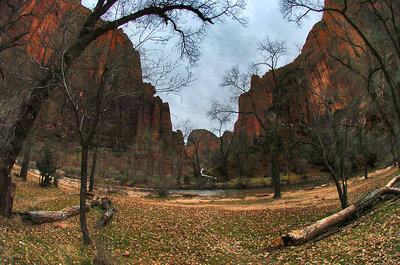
xmin=0 ymin=168 xmax=399 ymax=264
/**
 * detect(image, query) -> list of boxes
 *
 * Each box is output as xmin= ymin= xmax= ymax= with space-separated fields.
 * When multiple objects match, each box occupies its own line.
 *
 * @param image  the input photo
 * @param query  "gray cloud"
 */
xmin=159 ymin=0 xmax=321 ymax=132
xmin=81 ymin=0 xmax=321 ymax=132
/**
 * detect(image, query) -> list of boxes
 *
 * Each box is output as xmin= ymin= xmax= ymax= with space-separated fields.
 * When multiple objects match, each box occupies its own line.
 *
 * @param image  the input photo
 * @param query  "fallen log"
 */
xmin=386 ymin=175 xmax=400 ymax=188
xmin=270 ymin=175 xmax=400 ymax=247
xmin=20 ymin=195 xmax=117 ymax=227
xmin=97 ymin=197 xmax=116 ymax=228
xmin=98 ymin=208 xmax=115 ymax=228
xmin=20 ymin=196 xmax=103 ymax=224
xmin=20 ymin=205 xmax=90 ymax=224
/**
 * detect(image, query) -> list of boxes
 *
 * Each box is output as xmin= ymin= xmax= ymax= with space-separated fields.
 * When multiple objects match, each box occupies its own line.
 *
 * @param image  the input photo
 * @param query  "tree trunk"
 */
xmin=340 ymin=128 xmax=348 ymax=208
xmin=270 ymin=175 xmax=400 ymax=247
xmin=192 ymin=161 xmax=201 ymax=178
xmin=358 ymin=131 xmax=368 ymax=179
xmin=272 ymin=144 xmax=281 ymax=199
xmin=0 ymin=76 xmax=51 ymax=217
xmin=334 ymin=174 xmax=347 ymax=210
xmin=19 ymin=136 xmax=32 ymax=181
xmin=89 ymin=144 xmax=98 ymax=192
xmin=323 ymin=157 xmax=347 ymax=209
xmin=0 ymin=177 xmax=15 ymax=217
xmin=80 ymin=144 xmax=92 ymax=245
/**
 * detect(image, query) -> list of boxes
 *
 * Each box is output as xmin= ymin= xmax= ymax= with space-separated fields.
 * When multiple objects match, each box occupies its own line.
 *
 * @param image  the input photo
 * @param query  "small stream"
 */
xmin=169 ymin=186 xmax=288 ymax=198
xmin=168 ymin=179 xmax=332 ymax=198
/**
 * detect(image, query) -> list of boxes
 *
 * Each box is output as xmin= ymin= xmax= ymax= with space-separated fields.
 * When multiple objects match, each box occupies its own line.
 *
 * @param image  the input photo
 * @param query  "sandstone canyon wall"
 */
xmin=0 ymin=0 xmax=184 ymax=179
xmin=232 ymin=0 xmax=399 ymax=177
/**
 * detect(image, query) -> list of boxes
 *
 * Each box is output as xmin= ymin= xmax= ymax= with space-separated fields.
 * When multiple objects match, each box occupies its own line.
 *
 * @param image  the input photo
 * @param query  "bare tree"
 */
xmin=218 ymin=37 xmax=289 ymax=198
xmin=256 ymin=38 xmax=288 ymax=198
xmin=176 ymin=119 xmax=208 ymax=179
xmin=208 ymin=100 xmax=236 ymax=180
xmin=56 ymin=51 xmax=128 ymax=244
xmin=0 ymin=0 xmax=246 ymax=221
xmin=0 ymin=0 xmax=34 ymax=217
xmin=230 ymin=131 xmax=247 ymax=179
xmin=294 ymin=85 xmax=362 ymax=209
xmin=187 ymin=132 xmax=204 ymax=178
xmin=176 ymin=118 xmax=194 ymax=143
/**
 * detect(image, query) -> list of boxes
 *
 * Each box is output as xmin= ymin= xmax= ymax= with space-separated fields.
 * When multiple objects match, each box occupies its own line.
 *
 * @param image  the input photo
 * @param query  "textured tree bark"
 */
xmin=89 ymin=144 xmax=98 ymax=192
xmin=19 ymin=136 xmax=32 ymax=181
xmin=80 ymin=144 xmax=92 ymax=245
xmin=270 ymin=175 xmax=400 ymax=247
xmin=0 ymin=76 xmax=51 ymax=217
xmin=0 ymin=178 xmax=15 ymax=217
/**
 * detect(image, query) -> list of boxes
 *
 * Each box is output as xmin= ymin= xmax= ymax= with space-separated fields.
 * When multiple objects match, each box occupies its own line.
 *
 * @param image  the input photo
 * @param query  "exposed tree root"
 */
xmin=270 ymin=175 xmax=400 ymax=247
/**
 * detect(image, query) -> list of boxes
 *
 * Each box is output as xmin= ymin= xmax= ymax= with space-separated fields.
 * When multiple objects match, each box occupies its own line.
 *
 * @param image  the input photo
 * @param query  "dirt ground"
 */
xmin=139 ymin=166 xmax=398 ymax=211
xmin=14 ymin=165 xmax=398 ymax=212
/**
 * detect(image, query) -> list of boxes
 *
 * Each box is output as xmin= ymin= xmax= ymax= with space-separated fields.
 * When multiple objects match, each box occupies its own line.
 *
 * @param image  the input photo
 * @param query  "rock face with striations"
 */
xmin=233 ymin=0 xmax=399 ymax=177
xmin=0 ymin=0 xmax=183 ymax=178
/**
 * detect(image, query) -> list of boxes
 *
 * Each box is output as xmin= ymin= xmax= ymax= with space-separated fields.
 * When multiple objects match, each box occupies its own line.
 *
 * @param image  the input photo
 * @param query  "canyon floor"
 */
xmin=1 ymin=167 xmax=399 ymax=264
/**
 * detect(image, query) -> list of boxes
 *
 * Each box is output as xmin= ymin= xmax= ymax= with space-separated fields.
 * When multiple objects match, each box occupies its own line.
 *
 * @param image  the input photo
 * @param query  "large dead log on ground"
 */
xmin=19 ymin=196 xmax=116 ymax=227
xmin=270 ymin=175 xmax=400 ymax=247
xmin=20 ymin=205 xmax=90 ymax=224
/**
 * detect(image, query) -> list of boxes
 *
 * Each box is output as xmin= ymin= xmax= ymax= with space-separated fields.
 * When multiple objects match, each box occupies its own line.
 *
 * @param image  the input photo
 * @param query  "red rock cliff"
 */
xmin=0 ymin=0 xmax=183 ymax=177
xmin=235 ymin=0 xmax=397 ymax=139
xmin=233 ymin=0 xmax=398 ymax=176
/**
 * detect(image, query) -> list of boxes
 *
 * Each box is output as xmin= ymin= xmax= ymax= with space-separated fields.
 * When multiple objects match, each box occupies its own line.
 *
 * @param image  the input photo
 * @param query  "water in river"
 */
xmin=168 ymin=180 xmax=330 ymax=198
xmin=168 ymin=187 xmax=275 ymax=198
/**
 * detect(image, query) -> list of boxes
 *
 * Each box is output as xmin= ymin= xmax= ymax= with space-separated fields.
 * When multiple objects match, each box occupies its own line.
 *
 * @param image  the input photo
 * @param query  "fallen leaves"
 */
xmin=1 ymin=172 xmax=399 ymax=264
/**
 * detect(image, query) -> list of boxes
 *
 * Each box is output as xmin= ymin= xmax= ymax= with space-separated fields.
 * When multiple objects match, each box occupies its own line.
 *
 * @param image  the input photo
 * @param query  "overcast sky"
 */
xmin=81 ymin=0 xmax=321 ymax=132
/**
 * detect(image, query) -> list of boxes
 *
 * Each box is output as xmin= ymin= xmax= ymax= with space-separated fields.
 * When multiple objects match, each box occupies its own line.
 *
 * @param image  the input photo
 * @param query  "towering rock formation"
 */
xmin=0 ymin=0 xmax=183 ymax=178
xmin=233 ymin=0 xmax=398 ymax=177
